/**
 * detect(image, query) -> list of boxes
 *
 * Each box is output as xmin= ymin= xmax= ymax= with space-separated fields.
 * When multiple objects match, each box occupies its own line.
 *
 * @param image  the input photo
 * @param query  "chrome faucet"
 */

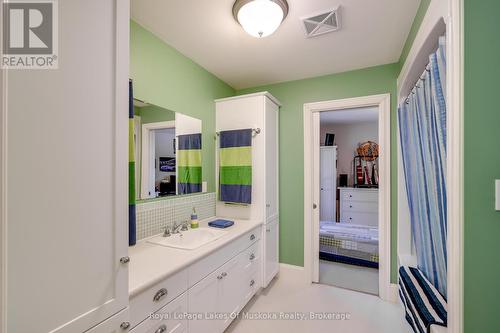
xmin=162 ymin=226 xmax=171 ymax=237
xmin=172 ymin=221 xmax=189 ymax=234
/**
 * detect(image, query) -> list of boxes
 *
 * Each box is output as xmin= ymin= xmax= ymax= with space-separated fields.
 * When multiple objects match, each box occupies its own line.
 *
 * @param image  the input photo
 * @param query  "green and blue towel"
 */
xmin=177 ymin=133 xmax=202 ymax=194
xmin=219 ymin=129 xmax=252 ymax=204
xmin=128 ymin=79 xmax=136 ymax=246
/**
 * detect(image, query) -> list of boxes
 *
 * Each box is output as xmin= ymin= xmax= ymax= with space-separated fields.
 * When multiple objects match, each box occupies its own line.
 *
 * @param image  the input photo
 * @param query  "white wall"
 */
xmin=320 ymin=121 xmax=378 ymax=186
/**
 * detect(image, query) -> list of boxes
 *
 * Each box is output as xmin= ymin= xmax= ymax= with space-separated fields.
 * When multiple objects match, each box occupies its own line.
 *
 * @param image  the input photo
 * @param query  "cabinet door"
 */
xmin=4 ymin=1 xmax=129 ymax=332
xmin=320 ymin=147 xmax=336 ymax=221
xmin=219 ymin=256 xmax=244 ymax=331
xmin=188 ymin=269 xmax=223 ymax=333
xmin=265 ymin=99 xmax=279 ymax=221
xmin=263 ymin=219 xmax=279 ymax=287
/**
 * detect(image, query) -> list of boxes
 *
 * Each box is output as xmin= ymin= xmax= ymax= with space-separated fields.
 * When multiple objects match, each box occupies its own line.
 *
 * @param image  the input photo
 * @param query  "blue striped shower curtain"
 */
xmin=398 ymin=36 xmax=447 ymax=297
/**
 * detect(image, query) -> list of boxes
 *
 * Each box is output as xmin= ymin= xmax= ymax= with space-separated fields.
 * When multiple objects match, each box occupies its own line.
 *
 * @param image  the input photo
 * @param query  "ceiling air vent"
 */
xmin=302 ymin=7 xmax=341 ymax=38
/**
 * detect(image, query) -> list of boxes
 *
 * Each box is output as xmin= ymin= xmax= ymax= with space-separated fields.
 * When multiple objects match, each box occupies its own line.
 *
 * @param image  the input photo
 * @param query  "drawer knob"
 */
xmin=119 ymin=256 xmax=130 ymax=264
xmin=349 ymin=205 xmax=352 ymax=208
xmin=266 ymin=203 xmax=270 ymax=207
xmin=250 ymin=234 xmax=255 ymax=241
xmin=120 ymin=322 xmax=130 ymax=330
xmin=217 ymin=274 xmax=223 ymax=280
xmin=155 ymin=325 xmax=167 ymax=333
xmin=250 ymin=253 xmax=255 ymax=261
xmin=250 ymin=279 xmax=255 ymax=286
xmin=153 ymin=288 xmax=168 ymax=302
xmin=349 ymin=194 xmax=353 ymax=198
xmin=221 ymin=272 xmax=227 ymax=277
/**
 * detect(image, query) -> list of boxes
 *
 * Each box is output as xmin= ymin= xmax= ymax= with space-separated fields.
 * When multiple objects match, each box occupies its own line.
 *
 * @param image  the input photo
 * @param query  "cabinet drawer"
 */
xmin=130 ymin=292 xmax=187 ymax=333
xmin=241 ymin=240 xmax=261 ymax=275
xmin=340 ymin=189 xmax=378 ymax=202
xmin=242 ymin=269 xmax=260 ymax=304
xmin=188 ymin=226 xmax=261 ymax=288
xmin=341 ymin=201 xmax=378 ymax=213
xmin=130 ymin=269 xmax=188 ymax=329
xmin=340 ymin=211 xmax=378 ymax=227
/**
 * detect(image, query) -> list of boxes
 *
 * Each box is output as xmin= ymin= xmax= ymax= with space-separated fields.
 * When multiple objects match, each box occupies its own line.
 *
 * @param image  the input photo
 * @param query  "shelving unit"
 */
xmin=353 ymin=155 xmax=379 ymax=188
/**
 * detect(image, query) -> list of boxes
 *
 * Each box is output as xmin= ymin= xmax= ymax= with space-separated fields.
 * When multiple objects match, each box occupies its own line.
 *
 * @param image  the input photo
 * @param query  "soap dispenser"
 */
xmin=190 ymin=207 xmax=199 ymax=229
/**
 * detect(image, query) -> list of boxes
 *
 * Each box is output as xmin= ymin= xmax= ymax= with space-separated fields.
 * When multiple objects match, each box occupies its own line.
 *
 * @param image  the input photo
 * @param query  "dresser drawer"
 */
xmin=130 ymin=269 xmax=188 ymax=329
xmin=130 ymin=292 xmax=187 ymax=333
xmin=340 ymin=189 xmax=378 ymax=202
xmin=341 ymin=201 xmax=378 ymax=213
xmin=340 ymin=211 xmax=378 ymax=226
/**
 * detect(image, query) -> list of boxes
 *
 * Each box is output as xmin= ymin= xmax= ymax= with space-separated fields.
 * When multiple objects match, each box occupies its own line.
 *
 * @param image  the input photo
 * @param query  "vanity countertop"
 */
xmin=128 ymin=217 xmax=262 ymax=297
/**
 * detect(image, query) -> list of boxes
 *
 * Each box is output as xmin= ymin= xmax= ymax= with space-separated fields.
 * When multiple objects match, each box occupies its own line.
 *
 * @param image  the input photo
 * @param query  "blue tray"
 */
xmin=208 ymin=219 xmax=234 ymax=228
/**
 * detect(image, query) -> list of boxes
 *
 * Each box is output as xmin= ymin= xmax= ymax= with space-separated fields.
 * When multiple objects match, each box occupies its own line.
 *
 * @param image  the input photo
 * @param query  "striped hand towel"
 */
xmin=177 ymin=133 xmax=202 ymax=194
xmin=398 ymin=266 xmax=447 ymax=333
xmin=219 ymin=129 xmax=252 ymax=204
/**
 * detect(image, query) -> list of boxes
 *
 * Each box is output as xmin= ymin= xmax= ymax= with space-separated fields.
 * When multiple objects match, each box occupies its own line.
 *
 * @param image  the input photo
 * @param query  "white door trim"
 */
xmin=447 ymin=0 xmax=464 ymax=332
xmin=140 ymin=121 xmax=176 ymax=199
xmin=303 ymin=93 xmax=392 ymax=301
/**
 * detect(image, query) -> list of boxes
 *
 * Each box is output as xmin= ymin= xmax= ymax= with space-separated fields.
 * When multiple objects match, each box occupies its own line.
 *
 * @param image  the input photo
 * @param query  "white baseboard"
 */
xmin=388 ymin=283 xmax=399 ymax=303
xmin=279 ymin=263 xmax=304 ymax=271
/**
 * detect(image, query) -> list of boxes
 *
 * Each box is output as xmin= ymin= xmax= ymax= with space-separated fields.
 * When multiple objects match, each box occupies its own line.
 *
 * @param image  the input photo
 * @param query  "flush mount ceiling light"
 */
xmin=233 ymin=0 xmax=289 ymax=38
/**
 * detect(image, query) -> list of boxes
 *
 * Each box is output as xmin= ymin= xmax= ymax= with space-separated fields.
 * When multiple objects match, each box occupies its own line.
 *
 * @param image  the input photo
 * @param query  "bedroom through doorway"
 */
xmin=318 ymin=107 xmax=380 ymax=295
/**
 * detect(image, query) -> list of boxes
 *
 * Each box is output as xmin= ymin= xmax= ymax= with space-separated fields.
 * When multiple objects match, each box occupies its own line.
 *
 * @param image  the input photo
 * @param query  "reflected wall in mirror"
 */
xmin=133 ymin=99 xmax=202 ymax=200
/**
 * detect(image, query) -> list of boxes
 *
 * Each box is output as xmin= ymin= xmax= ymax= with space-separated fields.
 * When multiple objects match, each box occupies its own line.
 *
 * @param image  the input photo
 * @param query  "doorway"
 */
xmin=303 ymin=94 xmax=392 ymax=301
xmin=318 ymin=107 xmax=380 ymax=295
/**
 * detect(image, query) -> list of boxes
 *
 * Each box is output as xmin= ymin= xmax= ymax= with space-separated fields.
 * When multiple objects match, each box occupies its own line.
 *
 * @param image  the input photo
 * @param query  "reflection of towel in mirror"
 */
xmin=219 ymin=129 xmax=252 ymax=204
xmin=177 ymin=133 xmax=202 ymax=194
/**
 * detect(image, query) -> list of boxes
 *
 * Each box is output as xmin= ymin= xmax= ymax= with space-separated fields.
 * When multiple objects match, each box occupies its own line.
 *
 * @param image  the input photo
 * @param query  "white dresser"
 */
xmin=339 ymin=187 xmax=378 ymax=226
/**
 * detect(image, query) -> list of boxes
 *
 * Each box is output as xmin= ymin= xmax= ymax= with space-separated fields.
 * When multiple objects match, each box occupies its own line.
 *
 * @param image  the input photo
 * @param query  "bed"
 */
xmin=319 ymin=221 xmax=379 ymax=268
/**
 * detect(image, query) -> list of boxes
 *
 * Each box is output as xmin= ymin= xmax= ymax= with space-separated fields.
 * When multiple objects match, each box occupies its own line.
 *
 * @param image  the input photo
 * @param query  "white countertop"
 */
xmin=128 ymin=217 xmax=262 ymax=297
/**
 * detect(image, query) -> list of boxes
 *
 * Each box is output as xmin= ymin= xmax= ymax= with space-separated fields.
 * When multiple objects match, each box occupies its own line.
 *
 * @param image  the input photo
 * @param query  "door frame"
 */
xmin=303 ymin=93 xmax=392 ymax=301
xmin=140 ymin=120 xmax=176 ymax=199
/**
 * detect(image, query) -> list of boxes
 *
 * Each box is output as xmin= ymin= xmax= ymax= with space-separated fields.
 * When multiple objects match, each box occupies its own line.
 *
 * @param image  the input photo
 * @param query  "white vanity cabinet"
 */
xmin=3 ymin=1 xmax=130 ymax=332
xmin=215 ymin=92 xmax=281 ymax=288
xmin=130 ymin=226 xmax=262 ymax=333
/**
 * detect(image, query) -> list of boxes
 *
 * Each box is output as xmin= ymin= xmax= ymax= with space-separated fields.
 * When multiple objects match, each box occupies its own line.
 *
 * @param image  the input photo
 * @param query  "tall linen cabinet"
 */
xmin=2 ymin=1 xmax=130 ymax=332
xmin=215 ymin=92 xmax=280 ymax=288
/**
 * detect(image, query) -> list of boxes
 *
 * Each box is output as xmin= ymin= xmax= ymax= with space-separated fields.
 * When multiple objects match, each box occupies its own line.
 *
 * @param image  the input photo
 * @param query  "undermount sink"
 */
xmin=147 ymin=227 xmax=227 ymax=250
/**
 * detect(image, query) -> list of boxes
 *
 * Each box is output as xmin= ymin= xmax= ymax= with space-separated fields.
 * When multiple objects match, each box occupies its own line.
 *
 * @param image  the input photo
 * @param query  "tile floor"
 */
xmin=319 ymin=259 xmax=379 ymax=295
xmin=226 ymin=265 xmax=411 ymax=333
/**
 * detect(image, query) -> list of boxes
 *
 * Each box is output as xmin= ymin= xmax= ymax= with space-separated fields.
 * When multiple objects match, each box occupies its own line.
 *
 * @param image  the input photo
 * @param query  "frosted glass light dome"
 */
xmin=234 ymin=0 xmax=288 ymax=38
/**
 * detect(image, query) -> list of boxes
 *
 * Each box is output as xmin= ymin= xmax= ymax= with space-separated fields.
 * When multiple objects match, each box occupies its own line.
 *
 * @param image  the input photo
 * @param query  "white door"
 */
xmin=263 ymin=219 xmax=279 ymax=287
xmin=3 ymin=1 xmax=129 ymax=332
xmin=320 ymin=147 xmax=337 ymax=222
xmin=265 ymin=99 xmax=279 ymax=220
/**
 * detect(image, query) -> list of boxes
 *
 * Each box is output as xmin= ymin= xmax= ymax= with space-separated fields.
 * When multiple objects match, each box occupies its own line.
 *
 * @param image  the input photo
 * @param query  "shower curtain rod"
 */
xmin=403 ymin=64 xmax=432 ymax=105
xmin=215 ymin=128 xmax=261 ymax=136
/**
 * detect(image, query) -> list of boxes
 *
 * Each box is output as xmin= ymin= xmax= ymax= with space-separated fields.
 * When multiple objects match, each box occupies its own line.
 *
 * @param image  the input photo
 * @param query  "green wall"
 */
xmin=130 ymin=20 xmax=235 ymax=192
xmin=463 ymin=0 xmax=500 ymax=330
xmin=237 ymin=64 xmax=400 ymax=281
xmin=134 ymin=105 xmax=175 ymax=124
xmin=398 ymin=0 xmax=431 ymax=68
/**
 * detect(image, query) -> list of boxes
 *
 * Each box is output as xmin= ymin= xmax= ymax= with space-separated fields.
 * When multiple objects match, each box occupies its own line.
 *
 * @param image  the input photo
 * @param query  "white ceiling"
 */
xmin=131 ymin=0 xmax=420 ymax=90
xmin=320 ymin=106 xmax=378 ymax=125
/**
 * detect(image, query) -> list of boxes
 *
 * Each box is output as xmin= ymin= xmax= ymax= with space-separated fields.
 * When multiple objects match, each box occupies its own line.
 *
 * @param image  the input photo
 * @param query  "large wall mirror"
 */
xmin=133 ymin=99 xmax=202 ymax=200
